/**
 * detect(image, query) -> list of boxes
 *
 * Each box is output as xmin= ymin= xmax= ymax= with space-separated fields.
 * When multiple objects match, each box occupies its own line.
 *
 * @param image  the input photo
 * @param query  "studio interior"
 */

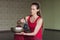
xmin=0 ymin=0 xmax=60 ymax=40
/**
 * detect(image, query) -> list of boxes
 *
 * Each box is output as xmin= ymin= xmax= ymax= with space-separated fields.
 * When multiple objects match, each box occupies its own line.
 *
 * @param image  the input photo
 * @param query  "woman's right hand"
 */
xmin=20 ymin=18 xmax=25 ymax=23
xmin=15 ymin=32 xmax=24 ymax=35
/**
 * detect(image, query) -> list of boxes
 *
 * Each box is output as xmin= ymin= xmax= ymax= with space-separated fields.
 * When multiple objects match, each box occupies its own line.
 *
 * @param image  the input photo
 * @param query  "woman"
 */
xmin=14 ymin=2 xmax=43 ymax=40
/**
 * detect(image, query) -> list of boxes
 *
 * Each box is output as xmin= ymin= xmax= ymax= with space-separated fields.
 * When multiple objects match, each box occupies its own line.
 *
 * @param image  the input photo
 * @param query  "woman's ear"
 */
xmin=37 ymin=9 xmax=39 ymax=12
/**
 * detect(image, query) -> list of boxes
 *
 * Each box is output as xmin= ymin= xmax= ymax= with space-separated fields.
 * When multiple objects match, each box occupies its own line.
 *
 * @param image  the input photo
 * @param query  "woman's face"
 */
xmin=30 ymin=5 xmax=39 ymax=15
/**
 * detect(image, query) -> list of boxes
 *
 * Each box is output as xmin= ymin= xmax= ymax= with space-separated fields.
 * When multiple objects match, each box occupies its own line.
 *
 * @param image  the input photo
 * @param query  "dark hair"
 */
xmin=31 ymin=2 xmax=41 ymax=17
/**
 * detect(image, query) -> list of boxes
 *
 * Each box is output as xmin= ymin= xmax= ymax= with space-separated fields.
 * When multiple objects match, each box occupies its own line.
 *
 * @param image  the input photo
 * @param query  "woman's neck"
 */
xmin=32 ymin=14 xmax=38 ymax=19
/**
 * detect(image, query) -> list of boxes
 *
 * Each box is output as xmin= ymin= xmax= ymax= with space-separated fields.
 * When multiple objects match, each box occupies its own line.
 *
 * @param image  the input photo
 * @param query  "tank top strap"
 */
xmin=27 ymin=16 xmax=40 ymax=23
xmin=27 ymin=16 xmax=30 ymax=22
xmin=35 ymin=16 xmax=40 ymax=23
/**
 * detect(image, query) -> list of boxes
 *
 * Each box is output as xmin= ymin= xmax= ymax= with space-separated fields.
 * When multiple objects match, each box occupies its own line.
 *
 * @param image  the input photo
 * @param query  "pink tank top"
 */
xmin=27 ymin=16 xmax=43 ymax=39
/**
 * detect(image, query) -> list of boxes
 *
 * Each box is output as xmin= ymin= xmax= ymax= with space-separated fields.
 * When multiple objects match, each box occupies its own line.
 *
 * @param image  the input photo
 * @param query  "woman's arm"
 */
xmin=23 ymin=18 xmax=43 ymax=36
xmin=16 ymin=16 xmax=43 ymax=36
xmin=20 ymin=16 xmax=29 ymax=23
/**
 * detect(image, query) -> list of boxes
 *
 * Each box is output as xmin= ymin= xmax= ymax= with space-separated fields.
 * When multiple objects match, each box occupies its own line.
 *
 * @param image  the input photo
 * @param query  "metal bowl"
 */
xmin=11 ymin=27 xmax=23 ymax=33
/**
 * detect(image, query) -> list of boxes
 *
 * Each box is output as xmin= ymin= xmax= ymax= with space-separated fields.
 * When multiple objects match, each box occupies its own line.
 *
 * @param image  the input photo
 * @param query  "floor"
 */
xmin=43 ymin=29 xmax=60 ymax=40
xmin=0 ymin=29 xmax=60 ymax=40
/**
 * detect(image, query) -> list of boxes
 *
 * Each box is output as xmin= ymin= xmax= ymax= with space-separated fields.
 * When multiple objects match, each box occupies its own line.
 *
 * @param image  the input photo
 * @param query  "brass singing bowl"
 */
xmin=11 ymin=27 xmax=23 ymax=33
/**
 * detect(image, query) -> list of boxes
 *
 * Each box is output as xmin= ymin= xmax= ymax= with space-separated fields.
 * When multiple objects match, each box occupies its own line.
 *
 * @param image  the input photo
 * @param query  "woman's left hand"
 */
xmin=15 ymin=32 xmax=25 ymax=35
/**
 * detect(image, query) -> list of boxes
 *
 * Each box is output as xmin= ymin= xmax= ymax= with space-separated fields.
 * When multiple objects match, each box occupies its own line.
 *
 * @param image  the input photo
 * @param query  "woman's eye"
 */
xmin=31 ymin=8 xmax=34 ymax=10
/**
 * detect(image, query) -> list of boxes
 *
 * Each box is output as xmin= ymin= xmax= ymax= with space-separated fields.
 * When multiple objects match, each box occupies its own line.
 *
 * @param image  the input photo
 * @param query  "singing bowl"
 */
xmin=11 ymin=27 xmax=23 ymax=33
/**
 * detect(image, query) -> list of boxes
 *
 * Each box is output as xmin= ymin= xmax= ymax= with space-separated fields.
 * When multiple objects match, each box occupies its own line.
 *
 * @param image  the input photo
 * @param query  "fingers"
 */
xmin=20 ymin=18 xmax=25 ymax=23
xmin=15 ymin=33 xmax=23 ymax=35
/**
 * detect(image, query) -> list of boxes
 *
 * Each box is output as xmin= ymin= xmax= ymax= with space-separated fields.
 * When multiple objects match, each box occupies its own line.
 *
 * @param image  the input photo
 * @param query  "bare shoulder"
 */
xmin=37 ymin=17 xmax=43 ymax=23
xmin=26 ymin=16 xmax=30 ymax=19
xmin=25 ymin=16 xmax=30 ymax=21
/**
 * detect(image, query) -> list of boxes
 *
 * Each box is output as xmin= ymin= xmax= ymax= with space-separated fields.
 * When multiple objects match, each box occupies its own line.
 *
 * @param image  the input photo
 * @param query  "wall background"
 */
xmin=41 ymin=0 xmax=60 ymax=30
xmin=0 ymin=0 xmax=41 ymax=31
xmin=0 ymin=0 xmax=60 ymax=31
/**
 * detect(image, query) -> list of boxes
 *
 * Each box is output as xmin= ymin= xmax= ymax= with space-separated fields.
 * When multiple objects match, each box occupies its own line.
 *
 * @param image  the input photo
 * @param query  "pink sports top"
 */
xmin=27 ymin=16 xmax=43 ymax=40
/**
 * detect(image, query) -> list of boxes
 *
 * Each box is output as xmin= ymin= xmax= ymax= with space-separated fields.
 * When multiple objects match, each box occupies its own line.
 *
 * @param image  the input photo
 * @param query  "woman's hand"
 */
xmin=15 ymin=32 xmax=25 ymax=35
xmin=20 ymin=18 xmax=25 ymax=23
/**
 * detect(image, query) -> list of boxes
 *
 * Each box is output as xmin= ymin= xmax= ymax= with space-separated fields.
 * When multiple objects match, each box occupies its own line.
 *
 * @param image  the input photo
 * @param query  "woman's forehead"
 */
xmin=31 ymin=5 xmax=37 ymax=9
